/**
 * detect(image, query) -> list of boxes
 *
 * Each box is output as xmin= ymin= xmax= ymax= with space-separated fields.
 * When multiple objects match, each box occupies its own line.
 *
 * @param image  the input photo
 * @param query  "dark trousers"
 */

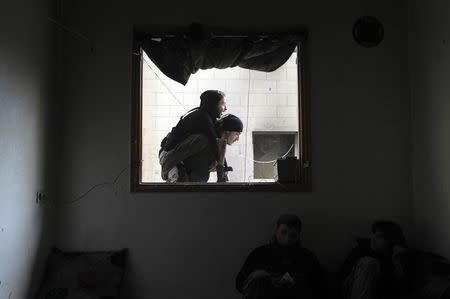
xmin=181 ymin=149 xmax=214 ymax=182
xmin=244 ymin=276 xmax=312 ymax=299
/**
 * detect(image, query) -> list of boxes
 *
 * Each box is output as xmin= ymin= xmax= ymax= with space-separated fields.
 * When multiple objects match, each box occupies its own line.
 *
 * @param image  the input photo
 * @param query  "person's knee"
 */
xmin=245 ymin=275 xmax=272 ymax=294
xmin=248 ymin=274 xmax=271 ymax=285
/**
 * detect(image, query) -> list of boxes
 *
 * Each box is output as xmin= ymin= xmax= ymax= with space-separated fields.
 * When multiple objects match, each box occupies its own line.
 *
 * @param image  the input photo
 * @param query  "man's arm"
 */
xmin=236 ymin=248 xmax=265 ymax=294
xmin=217 ymin=138 xmax=226 ymax=166
xmin=198 ymin=113 xmax=220 ymax=161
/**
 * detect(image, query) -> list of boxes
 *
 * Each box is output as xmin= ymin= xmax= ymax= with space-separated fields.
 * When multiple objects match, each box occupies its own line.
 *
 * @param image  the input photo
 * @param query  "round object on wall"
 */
xmin=353 ymin=16 xmax=384 ymax=48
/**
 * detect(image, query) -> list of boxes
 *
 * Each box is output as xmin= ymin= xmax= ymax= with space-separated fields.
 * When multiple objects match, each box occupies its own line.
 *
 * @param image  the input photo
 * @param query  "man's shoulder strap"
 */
xmin=180 ymin=107 xmax=200 ymax=121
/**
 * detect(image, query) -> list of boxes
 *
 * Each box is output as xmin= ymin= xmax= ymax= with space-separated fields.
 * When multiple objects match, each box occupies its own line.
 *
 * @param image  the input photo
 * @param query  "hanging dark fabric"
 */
xmin=140 ymin=27 xmax=303 ymax=85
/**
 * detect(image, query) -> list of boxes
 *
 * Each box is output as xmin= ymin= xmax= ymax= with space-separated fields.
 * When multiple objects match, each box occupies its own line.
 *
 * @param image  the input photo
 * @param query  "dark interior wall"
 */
xmin=409 ymin=0 xmax=450 ymax=257
xmin=57 ymin=0 xmax=412 ymax=298
xmin=0 ymin=0 xmax=57 ymax=297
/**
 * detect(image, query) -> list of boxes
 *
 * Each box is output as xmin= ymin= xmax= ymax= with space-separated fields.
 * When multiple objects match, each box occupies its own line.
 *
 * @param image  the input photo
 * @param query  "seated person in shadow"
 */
xmin=339 ymin=220 xmax=410 ymax=299
xmin=236 ymin=214 xmax=326 ymax=299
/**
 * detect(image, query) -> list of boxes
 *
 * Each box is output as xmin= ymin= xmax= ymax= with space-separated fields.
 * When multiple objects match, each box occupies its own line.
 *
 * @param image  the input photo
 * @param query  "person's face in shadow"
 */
xmin=223 ymin=131 xmax=240 ymax=145
xmin=217 ymin=98 xmax=227 ymax=117
xmin=276 ymin=224 xmax=300 ymax=247
xmin=371 ymin=230 xmax=392 ymax=256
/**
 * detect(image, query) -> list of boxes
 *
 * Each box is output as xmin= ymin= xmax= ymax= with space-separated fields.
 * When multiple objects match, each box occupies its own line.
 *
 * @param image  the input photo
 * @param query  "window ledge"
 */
xmin=133 ymin=182 xmax=311 ymax=192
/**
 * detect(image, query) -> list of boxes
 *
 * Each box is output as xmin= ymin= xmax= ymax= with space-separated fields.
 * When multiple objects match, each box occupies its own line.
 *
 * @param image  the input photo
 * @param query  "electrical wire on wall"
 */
xmin=142 ymin=54 xmax=188 ymax=112
xmin=46 ymin=18 xmax=133 ymax=203
xmin=243 ymin=69 xmax=251 ymax=182
xmin=48 ymin=17 xmax=95 ymax=52
xmin=60 ymin=165 xmax=130 ymax=205
xmin=253 ymin=143 xmax=295 ymax=164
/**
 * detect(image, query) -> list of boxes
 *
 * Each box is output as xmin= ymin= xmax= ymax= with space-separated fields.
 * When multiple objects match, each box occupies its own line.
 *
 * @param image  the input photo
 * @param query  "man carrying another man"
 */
xmin=159 ymin=90 xmax=242 ymax=182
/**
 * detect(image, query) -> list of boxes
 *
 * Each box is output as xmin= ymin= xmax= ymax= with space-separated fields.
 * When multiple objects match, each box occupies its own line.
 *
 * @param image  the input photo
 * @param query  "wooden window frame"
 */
xmin=131 ymin=30 xmax=311 ymax=192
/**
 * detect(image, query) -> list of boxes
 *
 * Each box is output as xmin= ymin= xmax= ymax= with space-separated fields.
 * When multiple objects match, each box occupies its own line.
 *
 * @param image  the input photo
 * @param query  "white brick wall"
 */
xmin=141 ymin=50 xmax=299 ymax=182
xmin=198 ymin=79 xmax=227 ymax=92
xmin=267 ymin=94 xmax=288 ymax=106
